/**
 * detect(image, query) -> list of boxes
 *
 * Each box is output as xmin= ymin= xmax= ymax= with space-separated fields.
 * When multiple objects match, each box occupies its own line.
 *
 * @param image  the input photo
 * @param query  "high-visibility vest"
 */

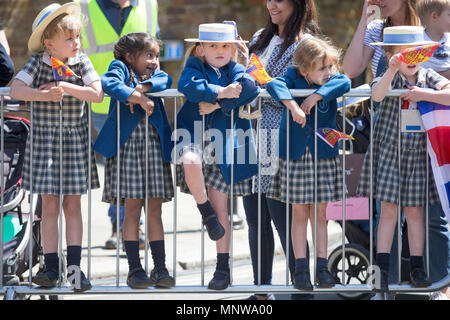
xmin=76 ymin=0 xmax=158 ymax=114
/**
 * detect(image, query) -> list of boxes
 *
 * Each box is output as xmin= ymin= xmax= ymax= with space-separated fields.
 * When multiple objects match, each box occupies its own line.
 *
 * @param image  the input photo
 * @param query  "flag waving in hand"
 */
xmin=245 ymin=54 xmax=273 ymax=85
xmin=316 ymin=127 xmax=355 ymax=148
xmin=398 ymin=43 xmax=440 ymax=65
xmin=51 ymin=57 xmax=80 ymax=81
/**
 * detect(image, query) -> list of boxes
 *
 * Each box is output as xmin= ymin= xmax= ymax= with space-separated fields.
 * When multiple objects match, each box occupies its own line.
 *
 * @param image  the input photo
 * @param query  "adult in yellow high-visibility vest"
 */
xmin=76 ymin=0 xmax=159 ymax=250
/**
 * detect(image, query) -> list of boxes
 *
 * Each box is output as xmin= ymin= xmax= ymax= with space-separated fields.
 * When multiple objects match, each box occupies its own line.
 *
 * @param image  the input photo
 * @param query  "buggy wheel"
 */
xmin=328 ymin=244 xmax=371 ymax=300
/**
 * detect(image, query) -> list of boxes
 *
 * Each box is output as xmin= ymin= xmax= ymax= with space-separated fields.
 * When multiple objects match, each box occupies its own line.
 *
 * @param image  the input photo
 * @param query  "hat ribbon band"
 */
xmin=35 ymin=8 xmax=58 ymax=30
xmin=198 ymin=31 xmax=236 ymax=42
xmin=383 ymin=33 xmax=423 ymax=44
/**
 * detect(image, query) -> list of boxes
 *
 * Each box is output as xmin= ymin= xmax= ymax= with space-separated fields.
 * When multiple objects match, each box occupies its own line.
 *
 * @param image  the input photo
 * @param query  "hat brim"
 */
xmin=184 ymin=38 xmax=248 ymax=43
xmin=28 ymin=3 xmax=81 ymax=53
xmin=370 ymin=40 xmax=438 ymax=46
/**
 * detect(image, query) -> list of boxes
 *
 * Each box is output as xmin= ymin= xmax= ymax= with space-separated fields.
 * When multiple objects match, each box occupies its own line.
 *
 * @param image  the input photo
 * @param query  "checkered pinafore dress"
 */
xmin=20 ymin=53 xmax=100 ymax=195
xmin=357 ymin=69 xmax=445 ymax=207
xmin=102 ymin=114 xmax=174 ymax=206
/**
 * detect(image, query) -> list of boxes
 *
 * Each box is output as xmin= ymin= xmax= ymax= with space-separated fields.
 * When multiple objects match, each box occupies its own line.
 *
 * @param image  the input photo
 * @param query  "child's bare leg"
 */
xmin=292 ymin=204 xmax=310 ymax=259
xmin=182 ymin=151 xmax=207 ymax=204
xmin=308 ymin=203 xmax=328 ymax=259
xmin=146 ymin=198 xmax=164 ymax=242
xmin=377 ymin=201 xmax=399 ymax=254
xmin=208 ymin=187 xmax=230 ymax=253
xmin=41 ymin=195 xmax=60 ymax=254
xmin=404 ymin=207 xmax=424 ymax=256
xmin=62 ymin=195 xmax=82 ymax=246
xmin=123 ymin=199 xmax=144 ymax=241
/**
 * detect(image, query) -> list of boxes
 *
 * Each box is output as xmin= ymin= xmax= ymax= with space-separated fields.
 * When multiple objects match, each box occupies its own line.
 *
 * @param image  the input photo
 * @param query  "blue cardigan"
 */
xmin=93 ymin=60 xmax=173 ymax=162
xmin=266 ymin=67 xmax=351 ymax=160
xmin=176 ymin=57 xmax=260 ymax=184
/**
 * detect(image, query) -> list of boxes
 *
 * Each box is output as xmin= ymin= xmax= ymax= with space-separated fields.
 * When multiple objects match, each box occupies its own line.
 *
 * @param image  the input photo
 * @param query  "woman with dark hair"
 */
xmin=236 ymin=0 xmax=320 ymax=300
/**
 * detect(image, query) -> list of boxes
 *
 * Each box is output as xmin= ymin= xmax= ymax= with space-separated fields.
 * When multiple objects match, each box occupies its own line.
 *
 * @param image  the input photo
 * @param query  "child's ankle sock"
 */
xmin=316 ymin=257 xmax=328 ymax=271
xmin=197 ymin=200 xmax=219 ymax=230
xmin=295 ymin=258 xmax=309 ymax=273
xmin=150 ymin=240 xmax=166 ymax=272
xmin=214 ymin=253 xmax=230 ymax=280
xmin=44 ymin=252 xmax=59 ymax=272
xmin=376 ymin=252 xmax=390 ymax=272
xmin=410 ymin=256 xmax=424 ymax=270
xmin=124 ymin=241 xmax=142 ymax=271
xmin=67 ymin=245 xmax=81 ymax=267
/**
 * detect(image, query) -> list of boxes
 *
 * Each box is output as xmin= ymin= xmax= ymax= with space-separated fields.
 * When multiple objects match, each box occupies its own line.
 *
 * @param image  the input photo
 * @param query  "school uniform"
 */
xmin=15 ymin=52 xmax=100 ymax=194
xmin=357 ymin=68 xmax=448 ymax=207
xmin=94 ymin=59 xmax=174 ymax=205
xmin=175 ymin=56 xmax=260 ymax=195
xmin=265 ymin=66 xmax=351 ymax=204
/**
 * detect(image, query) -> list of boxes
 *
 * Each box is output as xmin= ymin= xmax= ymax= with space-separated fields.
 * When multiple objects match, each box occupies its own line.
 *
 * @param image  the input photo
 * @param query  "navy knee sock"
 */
xmin=44 ymin=252 xmax=59 ymax=272
xmin=124 ymin=241 xmax=142 ymax=271
xmin=376 ymin=253 xmax=390 ymax=272
xmin=67 ymin=245 xmax=81 ymax=267
xmin=316 ymin=257 xmax=328 ymax=271
xmin=410 ymin=256 xmax=424 ymax=270
xmin=197 ymin=200 xmax=219 ymax=230
xmin=295 ymin=258 xmax=309 ymax=273
xmin=214 ymin=253 xmax=230 ymax=280
xmin=150 ymin=240 xmax=166 ymax=272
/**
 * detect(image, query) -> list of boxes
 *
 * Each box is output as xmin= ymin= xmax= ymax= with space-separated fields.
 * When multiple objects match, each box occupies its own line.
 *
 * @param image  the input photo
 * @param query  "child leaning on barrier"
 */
xmin=265 ymin=36 xmax=351 ymax=290
xmin=93 ymin=32 xmax=175 ymax=289
xmin=9 ymin=3 xmax=103 ymax=292
xmin=357 ymin=26 xmax=450 ymax=292
xmin=176 ymin=23 xmax=260 ymax=290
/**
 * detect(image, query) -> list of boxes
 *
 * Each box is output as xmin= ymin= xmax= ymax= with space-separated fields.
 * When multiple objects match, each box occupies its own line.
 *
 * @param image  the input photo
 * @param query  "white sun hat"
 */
xmin=184 ymin=23 xmax=248 ymax=43
xmin=28 ymin=2 xmax=81 ymax=53
xmin=370 ymin=26 xmax=438 ymax=46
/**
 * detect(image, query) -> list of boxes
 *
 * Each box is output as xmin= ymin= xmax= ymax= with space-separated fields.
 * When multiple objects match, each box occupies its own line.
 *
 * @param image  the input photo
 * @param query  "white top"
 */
xmin=364 ymin=20 xmax=386 ymax=75
xmin=421 ymin=32 xmax=450 ymax=72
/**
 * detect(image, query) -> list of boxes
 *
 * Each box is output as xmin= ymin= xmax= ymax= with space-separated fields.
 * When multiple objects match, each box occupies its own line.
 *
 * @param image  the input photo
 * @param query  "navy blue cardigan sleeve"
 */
xmin=140 ymin=69 xmax=173 ymax=93
xmin=266 ymin=67 xmax=300 ymax=102
xmin=0 ymin=43 xmax=13 ymax=87
xmin=314 ymin=73 xmax=351 ymax=112
xmin=177 ymin=57 xmax=220 ymax=103
xmin=218 ymin=63 xmax=260 ymax=112
xmin=101 ymin=60 xmax=135 ymax=104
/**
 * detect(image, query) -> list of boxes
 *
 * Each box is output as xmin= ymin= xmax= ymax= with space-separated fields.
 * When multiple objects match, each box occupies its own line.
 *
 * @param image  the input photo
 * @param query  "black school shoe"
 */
xmin=208 ymin=270 xmax=230 ymax=290
xmin=410 ymin=268 xmax=432 ymax=288
xmin=202 ymin=214 xmax=225 ymax=241
xmin=150 ymin=268 xmax=175 ymax=288
xmin=316 ymin=268 xmax=336 ymax=288
xmin=127 ymin=268 xmax=154 ymax=289
xmin=68 ymin=270 xmax=92 ymax=293
xmin=293 ymin=270 xmax=313 ymax=291
xmin=33 ymin=268 xmax=58 ymax=288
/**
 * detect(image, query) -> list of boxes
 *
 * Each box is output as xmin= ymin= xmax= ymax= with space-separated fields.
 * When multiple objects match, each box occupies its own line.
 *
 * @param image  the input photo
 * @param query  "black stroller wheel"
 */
xmin=328 ymin=243 xmax=372 ymax=300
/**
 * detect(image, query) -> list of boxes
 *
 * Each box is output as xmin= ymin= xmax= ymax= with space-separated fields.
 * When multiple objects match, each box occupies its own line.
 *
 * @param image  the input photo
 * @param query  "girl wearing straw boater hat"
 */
xmin=357 ymin=26 xmax=450 ymax=292
xmin=175 ymin=23 xmax=260 ymax=290
xmin=10 ymin=3 xmax=103 ymax=292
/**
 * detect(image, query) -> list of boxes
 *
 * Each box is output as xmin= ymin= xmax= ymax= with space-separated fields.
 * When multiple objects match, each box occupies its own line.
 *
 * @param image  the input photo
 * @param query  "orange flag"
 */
xmin=51 ymin=57 xmax=80 ymax=80
xmin=399 ymin=43 xmax=440 ymax=65
xmin=245 ymin=54 xmax=273 ymax=85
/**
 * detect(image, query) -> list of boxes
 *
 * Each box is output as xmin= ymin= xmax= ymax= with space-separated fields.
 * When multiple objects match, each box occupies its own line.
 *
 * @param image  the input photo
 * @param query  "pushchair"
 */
xmin=326 ymin=97 xmax=412 ymax=299
xmin=1 ymin=112 xmax=57 ymax=300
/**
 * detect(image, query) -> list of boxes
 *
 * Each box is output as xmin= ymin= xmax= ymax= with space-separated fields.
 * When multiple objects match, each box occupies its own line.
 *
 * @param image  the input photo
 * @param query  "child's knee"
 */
xmin=293 ymin=205 xmax=310 ymax=222
xmin=62 ymin=197 xmax=81 ymax=215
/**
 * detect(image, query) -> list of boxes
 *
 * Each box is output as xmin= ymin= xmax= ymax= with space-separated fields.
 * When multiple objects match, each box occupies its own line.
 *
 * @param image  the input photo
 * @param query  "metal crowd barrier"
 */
xmin=0 ymin=86 xmax=449 ymax=300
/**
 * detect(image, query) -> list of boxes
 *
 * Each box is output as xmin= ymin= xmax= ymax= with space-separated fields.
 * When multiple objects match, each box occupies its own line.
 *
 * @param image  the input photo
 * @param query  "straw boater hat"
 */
xmin=28 ymin=2 xmax=81 ymax=53
xmin=370 ymin=26 xmax=438 ymax=46
xmin=184 ymin=23 xmax=248 ymax=43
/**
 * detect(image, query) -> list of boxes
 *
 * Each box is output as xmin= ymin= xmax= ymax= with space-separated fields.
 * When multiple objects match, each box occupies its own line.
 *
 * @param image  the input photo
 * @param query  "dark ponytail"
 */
xmin=114 ymin=32 xmax=162 ymax=84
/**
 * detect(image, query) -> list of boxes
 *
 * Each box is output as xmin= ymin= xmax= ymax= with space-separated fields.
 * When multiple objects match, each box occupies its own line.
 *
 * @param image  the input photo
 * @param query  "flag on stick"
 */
xmin=316 ymin=127 xmax=355 ymax=148
xmin=399 ymin=43 xmax=440 ymax=65
xmin=245 ymin=54 xmax=273 ymax=85
xmin=51 ymin=57 xmax=80 ymax=81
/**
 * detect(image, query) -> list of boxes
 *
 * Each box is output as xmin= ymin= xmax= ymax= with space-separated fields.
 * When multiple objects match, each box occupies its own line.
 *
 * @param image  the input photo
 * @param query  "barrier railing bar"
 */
xmin=397 ymin=97 xmax=402 ymax=284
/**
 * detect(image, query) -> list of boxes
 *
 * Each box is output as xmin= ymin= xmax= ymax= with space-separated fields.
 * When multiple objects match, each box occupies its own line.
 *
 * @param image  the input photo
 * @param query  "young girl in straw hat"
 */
xmin=10 ymin=2 xmax=103 ymax=292
xmin=357 ymin=26 xmax=450 ymax=292
xmin=176 ymin=23 xmax=260 ymax=290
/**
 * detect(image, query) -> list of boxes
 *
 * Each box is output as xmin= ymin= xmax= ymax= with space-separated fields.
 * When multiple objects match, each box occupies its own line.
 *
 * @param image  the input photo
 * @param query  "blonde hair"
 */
xmin=41 ymin=13 xmax=82 ymax=47
xmin=183 ymin=42 xmax=238 ymax=67
xmin=416 ymin=0 xmax=450 ymax=25
xmin=293 ymin=37 xmax=342 ymax=73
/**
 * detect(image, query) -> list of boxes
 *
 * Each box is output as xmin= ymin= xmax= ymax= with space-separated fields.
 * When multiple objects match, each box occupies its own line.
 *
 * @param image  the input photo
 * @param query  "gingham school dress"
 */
xmin=357 ymin=68 xmax=449 ymax=207
xmin=267 ymin=147 xmax=344 ymax=204
xmin=102 ymin=116 xmax=174 ymax=206
xmin=16 ymin=52 xmax=100 ymax=195
xmin=176 ymin=131 xmax=253 ymax=196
